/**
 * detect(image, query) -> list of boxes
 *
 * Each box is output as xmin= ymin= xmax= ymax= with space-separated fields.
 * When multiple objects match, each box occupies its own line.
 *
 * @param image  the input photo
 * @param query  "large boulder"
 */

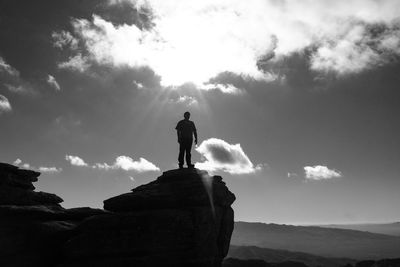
xmin=0 ymin=162 xmax=39 ymax=190
xmin=0 ymin=162 xmax=108 ymax=267
xmin=104 ymin=168 xmax=235 ymax=211
xmin=0 ymin=185 xmax=63 ymax=205
xmin=61 ymin=168 xmax=236 ymax=267
xmin=0 ymin=205 xmax=108 ymax=267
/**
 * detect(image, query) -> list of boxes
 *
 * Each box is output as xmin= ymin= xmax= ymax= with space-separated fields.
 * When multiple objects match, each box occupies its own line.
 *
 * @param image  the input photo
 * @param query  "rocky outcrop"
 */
xmin=0 ymin=163 xmax=106 ymax=267
xmin=0 ymin=164 xmax=236 ymax=267
xmin=61 ymin=168 xmax=236 ymax=267
xmin=0 ymin=163 xmax=62 ymax=206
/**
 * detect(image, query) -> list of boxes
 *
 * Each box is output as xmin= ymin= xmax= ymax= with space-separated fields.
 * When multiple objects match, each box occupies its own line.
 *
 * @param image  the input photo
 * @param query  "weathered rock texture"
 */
xmin=61 ymin=168 xmax=236 ymax=267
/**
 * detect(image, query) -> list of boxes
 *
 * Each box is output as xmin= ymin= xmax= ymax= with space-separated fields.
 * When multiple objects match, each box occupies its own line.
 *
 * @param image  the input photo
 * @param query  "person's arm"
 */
xmin=193 ymin=122 xmax=198 ymax=144
xmin=176 ymin=122 xmax=181 ymax=143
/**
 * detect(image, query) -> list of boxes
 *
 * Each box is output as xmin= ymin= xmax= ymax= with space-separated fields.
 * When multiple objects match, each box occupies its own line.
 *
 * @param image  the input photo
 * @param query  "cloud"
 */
xmin=169 ymin=95 xmax=198 ymax=106
xmin=0 ymin=57 xmax=36 ymax=95
xmin=0 ymin=57 xmax=20 ymax=77
xmin=201 ymin=83 xmax=243 ymax=95
xmin=66 ymin=0 xmax=400 ymax=90
xmin=304 ymin=165 xmax=342 ymax=180
xmin=65 ymin=155 xmax=160 ymax=172
xmin=47 ymin=75 xmax=61 ymax=91
xmin=176 ymin=95 xmax=198 ymax=106
xmin=94 ymin=156 xmax=160 ymax=172
xmin=52 ymin=30 xmax=79 ymax=50
xmin=287 ymin=172 xmax=298 ymax=178
xmin=65 ymin=155 xmax=88 ymax=166
xmin=133 ymin=80 xmax=145 ymax=89
xmin=13 ymin=159 xmax=22 ymax=165
xmin=195 ymin=138 xmax=261 ymax=174
xmin=37 ymin=166 xmax=62 ymax=173
xmin=0 ymin=95 xmax=12 ymax=113
xmin=4 ymin=84 xmax=30 ymax=94
xmin=13 ymin=158 xmax=62 ymax=173
xmin=310 ymin=24 xmax=400 ymax=74
xmin=58 ymin=53 xmax=90 ymax=72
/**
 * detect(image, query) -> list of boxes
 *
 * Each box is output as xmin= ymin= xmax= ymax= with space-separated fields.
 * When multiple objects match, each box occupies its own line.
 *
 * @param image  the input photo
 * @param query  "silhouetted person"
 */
xmin=176 ymin=111 xmax=197 ymax=169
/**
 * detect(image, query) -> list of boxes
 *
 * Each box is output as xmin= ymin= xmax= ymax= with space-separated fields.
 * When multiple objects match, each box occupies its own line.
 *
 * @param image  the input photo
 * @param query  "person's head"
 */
xmin=184 ymin=111 xmax=190 ymax=120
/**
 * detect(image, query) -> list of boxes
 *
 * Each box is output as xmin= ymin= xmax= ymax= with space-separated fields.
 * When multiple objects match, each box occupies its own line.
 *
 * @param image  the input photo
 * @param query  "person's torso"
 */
xmin=178 ymin=120 xmax=194 ymax=139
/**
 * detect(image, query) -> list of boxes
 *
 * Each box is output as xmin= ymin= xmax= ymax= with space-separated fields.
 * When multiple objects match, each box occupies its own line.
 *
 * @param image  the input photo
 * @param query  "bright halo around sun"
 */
xmin=149 ymin=9 xmax=270 ymax=87
xmin=69 ymin=0 xmax=400 ymax=90
xmin=72 ymin=0 xmax=276 ymax=88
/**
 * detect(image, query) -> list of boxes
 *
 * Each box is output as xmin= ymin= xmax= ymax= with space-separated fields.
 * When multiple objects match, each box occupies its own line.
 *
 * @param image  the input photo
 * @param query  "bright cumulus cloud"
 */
xmin=304 ymin=165 xmax=342 ymax=180
xmin=65 ymin=155 xmax=159 ymax=173
xmin=65 ymin=0 xmax=400 ymax=88
xmin=94 ymin=156 xmax=160 ymax=172
xmin=195 ymin=138 xmax=261 ymax=175
xmin=65 ymin=155 xmax=88 ymax=166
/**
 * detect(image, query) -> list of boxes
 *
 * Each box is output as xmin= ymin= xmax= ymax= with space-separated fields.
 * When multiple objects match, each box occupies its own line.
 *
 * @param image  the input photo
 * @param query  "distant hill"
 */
xmin=231 ymin=222 xmax=400 ymax=260
xmin=223 ymin=257 xmax=400 ymax=267
xmin=316 ymin=222 xmax=400 ymax=237
xmin=223 ymin=257 xmax=308 ymax=267
xmin=223 ymin=258 xmax=271 ymax=267
xmin=228 ymin=245 xmax=356 ymax=267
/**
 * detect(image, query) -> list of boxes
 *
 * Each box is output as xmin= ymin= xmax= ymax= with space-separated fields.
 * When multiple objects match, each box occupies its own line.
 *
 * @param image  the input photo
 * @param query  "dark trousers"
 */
xmin=178 ymin=138 xmax=192 ymax=166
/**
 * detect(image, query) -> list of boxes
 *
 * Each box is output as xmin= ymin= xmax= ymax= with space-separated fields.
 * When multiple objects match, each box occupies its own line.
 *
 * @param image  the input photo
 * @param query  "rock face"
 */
xmin=0 ymin=163 xmax=106 ymax=267
xmin=61 ymin=168 xmax=236 ymax=267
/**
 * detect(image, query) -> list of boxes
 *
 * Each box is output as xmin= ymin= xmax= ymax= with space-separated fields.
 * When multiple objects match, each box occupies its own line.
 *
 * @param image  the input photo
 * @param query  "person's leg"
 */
xmin=185 ymin=139 xmax=193 ymax=167
xmin=178 ymin=142 xmax=185 ymax=168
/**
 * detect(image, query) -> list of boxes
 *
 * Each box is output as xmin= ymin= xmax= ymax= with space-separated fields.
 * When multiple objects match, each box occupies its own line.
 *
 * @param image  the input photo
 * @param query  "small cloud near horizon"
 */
xmin=65 ymin=155 xmax=88 ymax=166
xmin=304 ymin=165 xmax=342 ymax=180
xmin=13 ymin=158 xmax=62 ymax=173
xmin=195 ymin=138 xmax=262 ymax=175
xmin=65 ymin=155 xmax=160 ymax=173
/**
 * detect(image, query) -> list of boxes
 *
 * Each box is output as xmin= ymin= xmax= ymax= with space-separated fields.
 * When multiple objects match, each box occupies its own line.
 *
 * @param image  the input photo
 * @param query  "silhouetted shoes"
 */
xmin=179 ymin=165 xmax=183 ymax=169
xmin=188 ymin=164 xmax=195 ymax=169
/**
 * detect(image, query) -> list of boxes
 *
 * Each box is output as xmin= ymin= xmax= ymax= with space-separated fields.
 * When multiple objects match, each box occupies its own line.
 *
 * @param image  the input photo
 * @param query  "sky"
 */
xmin=1 ymin=0 xmax=400 ymax=224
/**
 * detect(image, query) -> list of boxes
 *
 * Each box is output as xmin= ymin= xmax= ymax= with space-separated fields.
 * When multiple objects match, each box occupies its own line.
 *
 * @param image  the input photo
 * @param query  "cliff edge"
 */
xmin=62 ymin=168 xmax=236 ymax=267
